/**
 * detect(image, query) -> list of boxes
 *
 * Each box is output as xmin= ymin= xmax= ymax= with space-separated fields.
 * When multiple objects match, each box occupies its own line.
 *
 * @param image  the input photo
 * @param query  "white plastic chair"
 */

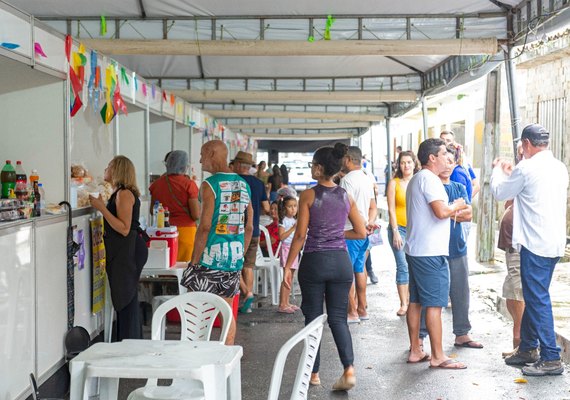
xmin=267 ymin=314 xmax=327 ymax=400
xmin=127 ymin=292 xmax=233 ymax=400
xmin=254 ymin=225 xmax=282 ymax=305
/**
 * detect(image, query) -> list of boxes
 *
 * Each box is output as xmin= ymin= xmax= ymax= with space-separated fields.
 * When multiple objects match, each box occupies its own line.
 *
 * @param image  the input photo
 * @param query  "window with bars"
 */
xmin=538 ymin=97 xmax=567 ymax=160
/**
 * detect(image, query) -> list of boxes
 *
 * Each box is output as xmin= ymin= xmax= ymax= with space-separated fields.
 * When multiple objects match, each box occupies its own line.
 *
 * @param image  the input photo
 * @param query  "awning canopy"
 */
xmin=8 ymin=0 xmax=567 ymax=139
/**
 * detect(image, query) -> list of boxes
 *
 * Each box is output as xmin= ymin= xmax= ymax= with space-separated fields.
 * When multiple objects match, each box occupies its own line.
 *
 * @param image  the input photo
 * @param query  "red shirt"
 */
xmin=261 ymin=220 xmax=280 ymax=254
xmin=149 ymin=174 xmax=199 ymax=227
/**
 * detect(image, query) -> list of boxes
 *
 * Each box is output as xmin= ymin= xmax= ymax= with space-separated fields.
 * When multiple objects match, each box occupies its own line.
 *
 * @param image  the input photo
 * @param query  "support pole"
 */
xmin=385 ymin=114 xmax=392 ymax=197
xmin=370 ymin=124 xmax=375 ymax=177
xmin=476 ymin=68 xmax=501 ymax=262
xmin=421 ymin=97 xmax=429 ymax=140
xmin=504 ymin=46 xmax=522 ymax=158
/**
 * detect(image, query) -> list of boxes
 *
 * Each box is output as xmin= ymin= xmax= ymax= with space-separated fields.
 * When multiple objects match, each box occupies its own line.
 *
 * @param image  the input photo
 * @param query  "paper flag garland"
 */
xmin=100 ymin=15 xmax=107 ymax=36
xmin=34 ymin=42 xmax=47 ymax=58
xmin=324 ymin=15 xmax=335 ymax=41
xmin=0 ymin=42 xmax=20 ymax=50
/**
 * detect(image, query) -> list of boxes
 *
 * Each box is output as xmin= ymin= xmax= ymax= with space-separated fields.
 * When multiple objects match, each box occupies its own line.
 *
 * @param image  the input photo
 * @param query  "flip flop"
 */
xmin=332 ymin=375 xmax=356 ymax=391
xmin=347 ymin=317 xmax=360 ymax=324
xmin=454 ymin=340 xmax=484 ymax=349
xmin=429 ymin=359 xmax=467 ymax=369
xmin=239 ymin=296 xmax=255 ymax=314
xmin=288 ymin=304 xmax=300 ymax=311
xmin=277 ymin=307 xmax=295 ymax=314
xmin=309 ymin=376 xmax=321 ymax=386
xmin=358 ymin=314 xmax=370 ymax=321
xmin=407 ymin=353 xmax=431 ymax=364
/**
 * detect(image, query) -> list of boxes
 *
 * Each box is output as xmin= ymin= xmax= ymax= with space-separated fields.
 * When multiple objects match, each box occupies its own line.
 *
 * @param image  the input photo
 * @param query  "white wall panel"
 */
xmin=0 ymin=5 xmax=31 ymax=60
xmin=35 ymin=219 xmax=67 ymax=379
xmin=69 ymin=105 xmax=115 ymax=194
xmin=190 ymin=128 xmax=203 ymax=180
xmin=149 ymin=119 xmax=172 ymax=176
xmin=0 ymin=224 xmax=34 ymax=400
xmin=118 ymin=108 xmax=146 ymax=195
xmin=33 ymin=25 xmax=66 ymax=73
xmin=0 ymin=80 xmax=65 ymax=204
xmin=174 ymin=123 xmax=191 ymax=156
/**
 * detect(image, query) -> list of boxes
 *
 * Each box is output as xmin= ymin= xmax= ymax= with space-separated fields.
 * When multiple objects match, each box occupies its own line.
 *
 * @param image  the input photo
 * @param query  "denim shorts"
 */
xmin=406 ymin=255 xmax=449 ymax=307
xmin=346 ymin=237 xmax=370 ymax=273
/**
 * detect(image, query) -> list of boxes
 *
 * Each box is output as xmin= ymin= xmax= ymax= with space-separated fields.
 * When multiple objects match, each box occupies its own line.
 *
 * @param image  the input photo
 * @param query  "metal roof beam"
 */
xmin=42 ymin=13 xmax=506 ymax=21
xmin=246 ymin=133 xmax=353 ymax=140
xmin=83 ymin=38 xmax=499 ymax=56
xmin=228 ymin=122 xmax=370 ymax=130
xmin=172 ymin=89 xmax=418 ymax=104
xmin=206 ymin=109 xmax=384 ymax=122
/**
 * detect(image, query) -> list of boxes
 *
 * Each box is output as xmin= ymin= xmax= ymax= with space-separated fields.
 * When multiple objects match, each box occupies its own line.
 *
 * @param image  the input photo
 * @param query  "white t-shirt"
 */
xmin=491 ymin=150 xmax=568 ymax=257
xmin=404 ymin=169 xmax=450 ymax=257
xmin=340 ymin=169 xmax=375 ymax=231
xmin=280 ymin=216 xmax=297 ymax=245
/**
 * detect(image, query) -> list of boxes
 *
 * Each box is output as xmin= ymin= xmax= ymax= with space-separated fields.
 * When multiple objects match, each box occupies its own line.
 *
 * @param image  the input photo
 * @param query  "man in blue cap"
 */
xmin=491 ymin=124 xmax=568 ymax=376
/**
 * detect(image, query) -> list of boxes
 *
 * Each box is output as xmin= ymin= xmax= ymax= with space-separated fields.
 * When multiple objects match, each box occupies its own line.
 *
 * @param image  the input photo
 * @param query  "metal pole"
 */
xmin=369 ymin=124 xmax=375 ymax=177
xmin=504 ymin=46 xmax=522 ymax=158
xmin=421 ymin=96 xmax=429 ymax=140
xmin=385 ymin=113 xmax=392 ymax=196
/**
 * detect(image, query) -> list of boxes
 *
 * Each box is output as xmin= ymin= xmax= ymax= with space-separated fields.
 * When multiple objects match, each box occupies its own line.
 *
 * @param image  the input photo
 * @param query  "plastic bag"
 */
xmin=368 ymin=227 xmax=383 ymax=247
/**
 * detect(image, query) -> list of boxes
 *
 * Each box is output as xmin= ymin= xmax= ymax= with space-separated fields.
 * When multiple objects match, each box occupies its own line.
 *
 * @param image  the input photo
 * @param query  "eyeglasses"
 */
xmin=308 ymin=162 xmax=315 ymax=168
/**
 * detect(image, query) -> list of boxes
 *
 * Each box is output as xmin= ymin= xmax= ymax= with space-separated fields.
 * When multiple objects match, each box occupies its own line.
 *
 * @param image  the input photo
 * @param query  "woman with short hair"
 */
xmin=149 ymin=150 xmax=200 ymax=261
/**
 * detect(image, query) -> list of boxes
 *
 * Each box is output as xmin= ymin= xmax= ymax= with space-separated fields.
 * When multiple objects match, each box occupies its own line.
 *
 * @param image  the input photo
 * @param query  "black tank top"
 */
xmin=106 ymin=186 xmax=141 ymax=231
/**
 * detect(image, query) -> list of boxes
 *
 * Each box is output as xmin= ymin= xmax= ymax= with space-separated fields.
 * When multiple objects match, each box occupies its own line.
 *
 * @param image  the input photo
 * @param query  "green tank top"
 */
xmin=199 ymin=173 xmax=251 ymax=271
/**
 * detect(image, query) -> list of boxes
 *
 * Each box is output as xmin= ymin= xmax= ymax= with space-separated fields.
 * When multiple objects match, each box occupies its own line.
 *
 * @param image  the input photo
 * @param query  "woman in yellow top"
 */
xmin=386 ymin=150 xmax=420 ymax=316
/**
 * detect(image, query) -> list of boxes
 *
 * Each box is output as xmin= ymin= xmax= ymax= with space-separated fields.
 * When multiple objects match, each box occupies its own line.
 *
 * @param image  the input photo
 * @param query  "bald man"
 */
xmin=184 ymin=140 xmax=253 ymax=345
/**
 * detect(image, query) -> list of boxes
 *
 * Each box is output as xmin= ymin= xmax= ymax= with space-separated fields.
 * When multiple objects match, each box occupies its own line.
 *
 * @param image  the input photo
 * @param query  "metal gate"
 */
xmin=538 ymin=97 xmax=567 ymax=161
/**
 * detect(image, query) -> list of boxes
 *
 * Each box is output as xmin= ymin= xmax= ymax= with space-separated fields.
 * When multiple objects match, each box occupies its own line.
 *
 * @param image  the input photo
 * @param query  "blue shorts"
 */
xmin=406 ymin=255 xmax=449 ymax=307
xmin=346 ymin=237 xmax=369 ymax=273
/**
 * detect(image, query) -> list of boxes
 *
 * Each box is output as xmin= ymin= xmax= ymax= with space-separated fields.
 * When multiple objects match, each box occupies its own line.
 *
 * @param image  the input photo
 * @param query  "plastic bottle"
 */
xmin=152 ymin=200 xmax=160 ymax=227
xmin=156 ymin=203 xmax=165 ymax=229
xmin=164 ymin=207 xmax=170 ymax=227
xmin=29 ymin=169 xmax=39 ymax=184
xmin=1 ymin=160 xmax=16 ymax=199
xmin=38 ymin=183 xmax=46 ymax=211
xmin=15 ymin=161 xmax=27 ymax=200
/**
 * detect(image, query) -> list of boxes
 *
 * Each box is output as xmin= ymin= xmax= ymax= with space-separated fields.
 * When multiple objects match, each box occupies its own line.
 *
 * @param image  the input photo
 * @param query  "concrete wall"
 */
xmin=516 ymin=54 xmax=570 ymax=236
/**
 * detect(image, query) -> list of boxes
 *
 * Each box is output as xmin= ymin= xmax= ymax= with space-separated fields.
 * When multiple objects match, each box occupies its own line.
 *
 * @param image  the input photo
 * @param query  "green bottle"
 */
xmin=1 ymin=160 xmax=16 ymax=199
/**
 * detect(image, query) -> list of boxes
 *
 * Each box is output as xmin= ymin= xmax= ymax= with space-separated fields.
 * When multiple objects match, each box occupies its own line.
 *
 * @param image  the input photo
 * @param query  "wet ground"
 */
xmin=114 ymin=225 xmax=570 ymax=400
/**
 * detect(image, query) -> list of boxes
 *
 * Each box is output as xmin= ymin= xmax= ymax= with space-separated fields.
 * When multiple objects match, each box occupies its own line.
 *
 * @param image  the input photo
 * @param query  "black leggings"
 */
xmin=298 ymin=250 xmax=354 ymax=372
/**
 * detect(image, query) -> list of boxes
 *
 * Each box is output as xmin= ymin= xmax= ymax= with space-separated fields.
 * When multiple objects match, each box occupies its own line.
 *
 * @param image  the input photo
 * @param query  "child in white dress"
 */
xmin=278 ymin=196 xmax=299 ymax=313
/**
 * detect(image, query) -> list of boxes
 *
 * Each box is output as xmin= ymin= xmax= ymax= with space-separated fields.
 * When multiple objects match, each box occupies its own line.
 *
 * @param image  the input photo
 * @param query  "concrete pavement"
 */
xmin=114 ymin=227 xmax=570 ymax=399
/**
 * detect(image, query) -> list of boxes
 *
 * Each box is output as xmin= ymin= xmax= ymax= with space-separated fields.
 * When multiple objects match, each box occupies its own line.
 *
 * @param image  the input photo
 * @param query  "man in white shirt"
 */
xmin=404 ymin=138 xmax=468 ymax=369
xmin=340 ymin=146 xmax=377 ymax=322
xmin=491 ymin=124 xmax=568 ymax=376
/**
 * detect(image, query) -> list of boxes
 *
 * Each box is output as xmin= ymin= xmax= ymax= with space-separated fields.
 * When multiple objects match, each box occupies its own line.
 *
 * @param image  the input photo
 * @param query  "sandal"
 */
xmin=277 ymin=307 xmax=295 ymax=314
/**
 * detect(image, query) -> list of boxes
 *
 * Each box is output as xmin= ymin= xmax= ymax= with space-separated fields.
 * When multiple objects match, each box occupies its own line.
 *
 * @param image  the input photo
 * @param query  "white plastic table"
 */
xmin=140 ymin=261 xmax=189 ymax=294
xmin=69 ymin=340 xmax=242 ymax=400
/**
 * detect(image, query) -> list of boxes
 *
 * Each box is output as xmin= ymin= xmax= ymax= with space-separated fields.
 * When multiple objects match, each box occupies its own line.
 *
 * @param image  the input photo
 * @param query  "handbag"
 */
xmin=165 ymin=175 xmax=193 ymax=219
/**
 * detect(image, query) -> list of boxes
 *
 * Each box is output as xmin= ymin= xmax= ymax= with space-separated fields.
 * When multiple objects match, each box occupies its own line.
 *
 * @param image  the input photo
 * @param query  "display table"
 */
xmin=69 ymin=339 xmax=243 ymax=400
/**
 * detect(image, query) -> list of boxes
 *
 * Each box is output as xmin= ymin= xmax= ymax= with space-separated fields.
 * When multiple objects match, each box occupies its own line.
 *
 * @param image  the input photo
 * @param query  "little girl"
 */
xmin=259 ymin=201 xmax=280 ymax=257
xmin=278 ymin=196 xmax=299 ymax=313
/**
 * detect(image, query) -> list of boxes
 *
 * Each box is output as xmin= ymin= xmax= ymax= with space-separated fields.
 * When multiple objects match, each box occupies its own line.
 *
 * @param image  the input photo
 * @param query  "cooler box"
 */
xmin=146 ymin=226 xmax=179 ymax=267
xmin=167 ymin=294 xmax=239 ymax=326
